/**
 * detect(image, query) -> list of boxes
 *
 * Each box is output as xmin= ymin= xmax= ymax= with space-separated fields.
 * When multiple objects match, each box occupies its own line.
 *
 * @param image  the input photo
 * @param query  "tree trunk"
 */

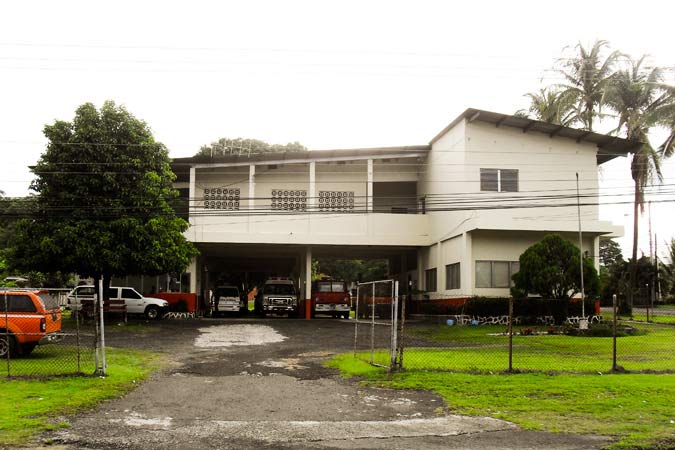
xmin=103 ymin=274 xmax=112 ymax=301
xmin=627 ymin=179 xmax=640 ymax=315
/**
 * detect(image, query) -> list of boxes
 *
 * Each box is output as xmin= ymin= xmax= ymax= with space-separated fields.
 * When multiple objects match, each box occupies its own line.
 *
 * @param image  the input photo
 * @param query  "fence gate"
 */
xmin=352 ymin=280 xmax=399 ymax=370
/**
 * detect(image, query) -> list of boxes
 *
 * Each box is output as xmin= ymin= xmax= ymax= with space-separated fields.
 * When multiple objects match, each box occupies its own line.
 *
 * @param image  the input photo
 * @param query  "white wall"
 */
xmin=188 ymin=158 xmax=430 ymax=246
xmin=417 ymin=228 xmax=598 ymax=298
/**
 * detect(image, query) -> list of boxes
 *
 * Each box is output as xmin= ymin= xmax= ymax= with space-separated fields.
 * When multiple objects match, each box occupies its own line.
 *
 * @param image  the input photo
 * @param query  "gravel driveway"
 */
xmin=44 ymin=318 xmax=610 ymax=449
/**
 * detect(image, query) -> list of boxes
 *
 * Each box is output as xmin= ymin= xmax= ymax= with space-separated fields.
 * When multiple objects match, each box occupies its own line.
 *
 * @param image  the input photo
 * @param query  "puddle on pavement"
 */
xmin=257 ymin=358 xmax=308 ymax=371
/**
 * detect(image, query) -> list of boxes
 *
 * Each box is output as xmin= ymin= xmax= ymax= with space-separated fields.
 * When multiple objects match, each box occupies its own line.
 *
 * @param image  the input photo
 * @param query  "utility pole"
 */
xmin=576 ymin=173 xmax=586 ymax=322
xmin=656 ymin=236 xmax=662 ymax=302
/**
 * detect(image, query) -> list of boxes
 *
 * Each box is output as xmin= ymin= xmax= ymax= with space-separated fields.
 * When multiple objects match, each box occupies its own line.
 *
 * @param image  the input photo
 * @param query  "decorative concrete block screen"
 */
xmin=272 ymin=189 xmax=307 ymax=211
xmin=203 ymin=188 xmax=240 ymax=210
xmin=319 ymin=191 xmax=355 ymax=212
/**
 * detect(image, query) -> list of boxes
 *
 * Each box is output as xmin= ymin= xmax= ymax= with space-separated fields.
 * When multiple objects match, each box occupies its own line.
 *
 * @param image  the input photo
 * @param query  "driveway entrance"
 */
xmin=47 ymin=319 xmax=609 ymax=449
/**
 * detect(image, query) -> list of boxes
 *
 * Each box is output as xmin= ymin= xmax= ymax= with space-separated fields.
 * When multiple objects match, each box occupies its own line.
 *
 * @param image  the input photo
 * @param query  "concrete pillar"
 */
xmin=305 ymin=246 xmax=312 ymax=320
xmin=189 ymin=167 xmax=196 ymax=224
xmin=308 ymin=161 xmax=316 ymax=211
xmin=189 ymin=257 xmax=198 ymax=294
xmin=417 ymin=249 xmax=424 ymax=292
xmin=437 ymin=241 xmax=444 ymax=292
xmin=248 ymin=164 xmax=256 ymax=211
xmin=593 ymin=236 xmax=600 ymax=272
xmin=462 ymin=232 xmax=473 ymax=296
xmin=367 ymin=159 xmax=373 ymax=212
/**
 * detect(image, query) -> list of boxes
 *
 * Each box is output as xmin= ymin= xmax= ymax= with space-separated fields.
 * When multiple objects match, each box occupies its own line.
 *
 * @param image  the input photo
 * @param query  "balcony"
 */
xmin=186 ymin=212 xmax=430 ymax=246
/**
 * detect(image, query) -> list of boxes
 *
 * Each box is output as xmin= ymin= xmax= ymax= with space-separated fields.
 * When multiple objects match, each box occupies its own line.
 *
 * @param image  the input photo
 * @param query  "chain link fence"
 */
xmin=1 ymin=289 xmax=98 ymax=378
xmin=393 ymin=294 xmax=675 ymax=374
xmin=352 ymin=280 xmax=399 ymax=370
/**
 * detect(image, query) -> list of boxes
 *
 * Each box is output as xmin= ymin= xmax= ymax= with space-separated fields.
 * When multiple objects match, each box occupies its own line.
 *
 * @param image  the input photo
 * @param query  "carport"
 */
xmin=190 ymin=243 xmax=418 ymax=318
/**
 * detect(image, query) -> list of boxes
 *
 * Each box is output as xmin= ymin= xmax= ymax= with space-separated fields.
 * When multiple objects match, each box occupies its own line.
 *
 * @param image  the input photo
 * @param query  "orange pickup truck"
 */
xmin=0 ymin=289 xmax=63 ymax=358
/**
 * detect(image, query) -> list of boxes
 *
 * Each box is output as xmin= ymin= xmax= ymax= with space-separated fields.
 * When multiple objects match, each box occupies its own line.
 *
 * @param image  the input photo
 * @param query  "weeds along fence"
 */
xmin=375 ymin=294 xmax=675 ymax=374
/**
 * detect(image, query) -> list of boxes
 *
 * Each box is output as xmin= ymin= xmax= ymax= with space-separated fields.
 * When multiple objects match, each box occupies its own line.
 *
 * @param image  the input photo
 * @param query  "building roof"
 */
xmin=430 ymin=108 xmax=641 ymax=164
xmin=172 ymin=108 xmax=641 ymax=174
xmin=171 ymin=146 xmax=429 ymax=182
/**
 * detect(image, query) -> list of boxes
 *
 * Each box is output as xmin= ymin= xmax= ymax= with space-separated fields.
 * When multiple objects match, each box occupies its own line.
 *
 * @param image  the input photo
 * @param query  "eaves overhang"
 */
xmin=430 ymin=108 xmax=642 ymax=165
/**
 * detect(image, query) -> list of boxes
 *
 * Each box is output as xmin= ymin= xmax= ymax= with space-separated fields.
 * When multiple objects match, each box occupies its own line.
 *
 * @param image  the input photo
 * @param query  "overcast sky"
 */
xmin=1 ymin=0 xmax=673 ymax=260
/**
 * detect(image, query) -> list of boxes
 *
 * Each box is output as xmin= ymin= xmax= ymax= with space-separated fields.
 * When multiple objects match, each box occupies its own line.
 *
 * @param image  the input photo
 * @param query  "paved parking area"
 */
xmin=46 ymin=318 xmax=610 ymax=449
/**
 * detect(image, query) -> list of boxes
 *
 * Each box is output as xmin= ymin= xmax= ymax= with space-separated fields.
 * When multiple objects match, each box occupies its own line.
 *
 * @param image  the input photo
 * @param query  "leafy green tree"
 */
xmin=557 ymin=39 xmax=620 ymax=131
xmin=599 ymin=239 xmax=624 ymax=268
xmin=512 ymin=234 xmax=599 ymax=300
xmin=317 ymin=259 xmax=388 ymax=287
xmin=196 ymin=138 xmax=307 ymax=158
xmin=7 ymin=101 xmax=197 ymax=294
xmin=604 ymin=56 xmax=675 ymax=310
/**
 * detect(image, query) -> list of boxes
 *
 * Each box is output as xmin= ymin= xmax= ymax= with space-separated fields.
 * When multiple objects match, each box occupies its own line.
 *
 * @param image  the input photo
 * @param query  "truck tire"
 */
xmin=145 ymin=305 xmax=160 ymax=320
xmin=0 ymin=333 xmax=17 ymax=358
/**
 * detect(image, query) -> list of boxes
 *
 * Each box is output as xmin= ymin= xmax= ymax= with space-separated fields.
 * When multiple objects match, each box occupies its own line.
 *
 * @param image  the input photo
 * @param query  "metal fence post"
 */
xmin=98 ymin=279 xmax=107 ymax=376
xmin=508 ymin=296 xmax=513 ymax=373
xmin=370 ymin=283 xmax=375 ymax=365
xmin=612 ymin=293 xmax=618 ymax=372
xmin=4 ymin=291 xmax=9 ymax=377
xmin=397 ymin=291 xmax=406 ymax=370
xmin=75 ymin=291 xmax=81 ymax=373
xmin=353 ymin=286 xmax=360 ymax=358
xmin=390 ymin=281 xmax=399 ymax=371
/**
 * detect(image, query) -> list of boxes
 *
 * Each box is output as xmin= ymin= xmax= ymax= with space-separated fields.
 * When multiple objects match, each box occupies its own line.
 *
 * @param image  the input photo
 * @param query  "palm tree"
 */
xmin=519 ymin=87 xmax=576 ymax=125
xmin=558 ymin=40 xmax=620 ymax=131
xmin=604 ymin=56 xmax=675 ymax=310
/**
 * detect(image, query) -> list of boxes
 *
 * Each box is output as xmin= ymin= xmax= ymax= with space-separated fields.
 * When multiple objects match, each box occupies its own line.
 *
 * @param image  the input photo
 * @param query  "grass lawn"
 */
xmin=0 ymin=347 xmax=163 ymax=447
xmin=327 ymin=355 xmax=675 ymax=449
xmin=330 ymin=322 xmax=675 ymax=448
xmin=624 ymin=314 xmax=675 ymax=325
xmin=396 ymin=322 xmax=675 ymax=373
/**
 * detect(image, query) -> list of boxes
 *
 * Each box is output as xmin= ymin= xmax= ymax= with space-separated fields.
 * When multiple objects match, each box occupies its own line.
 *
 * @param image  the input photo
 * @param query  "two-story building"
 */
xmin=168 ymin=108 xmax=638 ymax=310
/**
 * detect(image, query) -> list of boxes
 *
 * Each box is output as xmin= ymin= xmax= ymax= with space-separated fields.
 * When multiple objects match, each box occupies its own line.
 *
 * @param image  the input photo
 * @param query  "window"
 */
xmin=475 ymin=261 xmax=520 ymax=288
xmin=425 ymin=268 xmax=437 ymax=292
xmin=445 ymin=263 xmax=461 ymax=290
xmin=121 ymin=288 xmax=142 ymax=300
xmin=264 ymin=284 xmax=296 ymax=295
xmin=76 ymin=286 xmax=96 ymax=296
xmin=331 ymin=282 xmax=346 ymax=292
xmin=317 ymin=282 xmax=333 ymax=293
xmin=315 ymin=281 xmax=347 ymax=293
xmin=0 ymin=295 xmax=37 ymax=312
xmin=480 ymin=169 xmax=518 ymax=192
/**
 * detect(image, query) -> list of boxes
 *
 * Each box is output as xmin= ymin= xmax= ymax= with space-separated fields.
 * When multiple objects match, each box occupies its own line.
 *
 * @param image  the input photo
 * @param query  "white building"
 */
xmin=171 ymin=108 xmax=637 ymax=308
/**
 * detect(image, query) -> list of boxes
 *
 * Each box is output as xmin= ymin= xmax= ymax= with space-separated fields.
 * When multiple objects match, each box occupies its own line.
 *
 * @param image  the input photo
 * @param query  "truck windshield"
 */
xmin=215 ymin=287 xmax=239 ymax=297
xmin=316 ymin=282 xmax=346 ymax=293
xmin=265 ymin=284 xmax=295 ymax=295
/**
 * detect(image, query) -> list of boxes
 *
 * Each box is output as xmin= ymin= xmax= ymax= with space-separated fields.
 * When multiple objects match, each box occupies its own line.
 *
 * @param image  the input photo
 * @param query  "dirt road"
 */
xmin=46 ymin=318 xmax=610 ymax=449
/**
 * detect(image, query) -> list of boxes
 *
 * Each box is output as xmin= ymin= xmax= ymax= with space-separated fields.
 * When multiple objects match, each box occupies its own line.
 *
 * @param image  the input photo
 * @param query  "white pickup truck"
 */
xmin=66 ymin=285 xmax=169 ymax=320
